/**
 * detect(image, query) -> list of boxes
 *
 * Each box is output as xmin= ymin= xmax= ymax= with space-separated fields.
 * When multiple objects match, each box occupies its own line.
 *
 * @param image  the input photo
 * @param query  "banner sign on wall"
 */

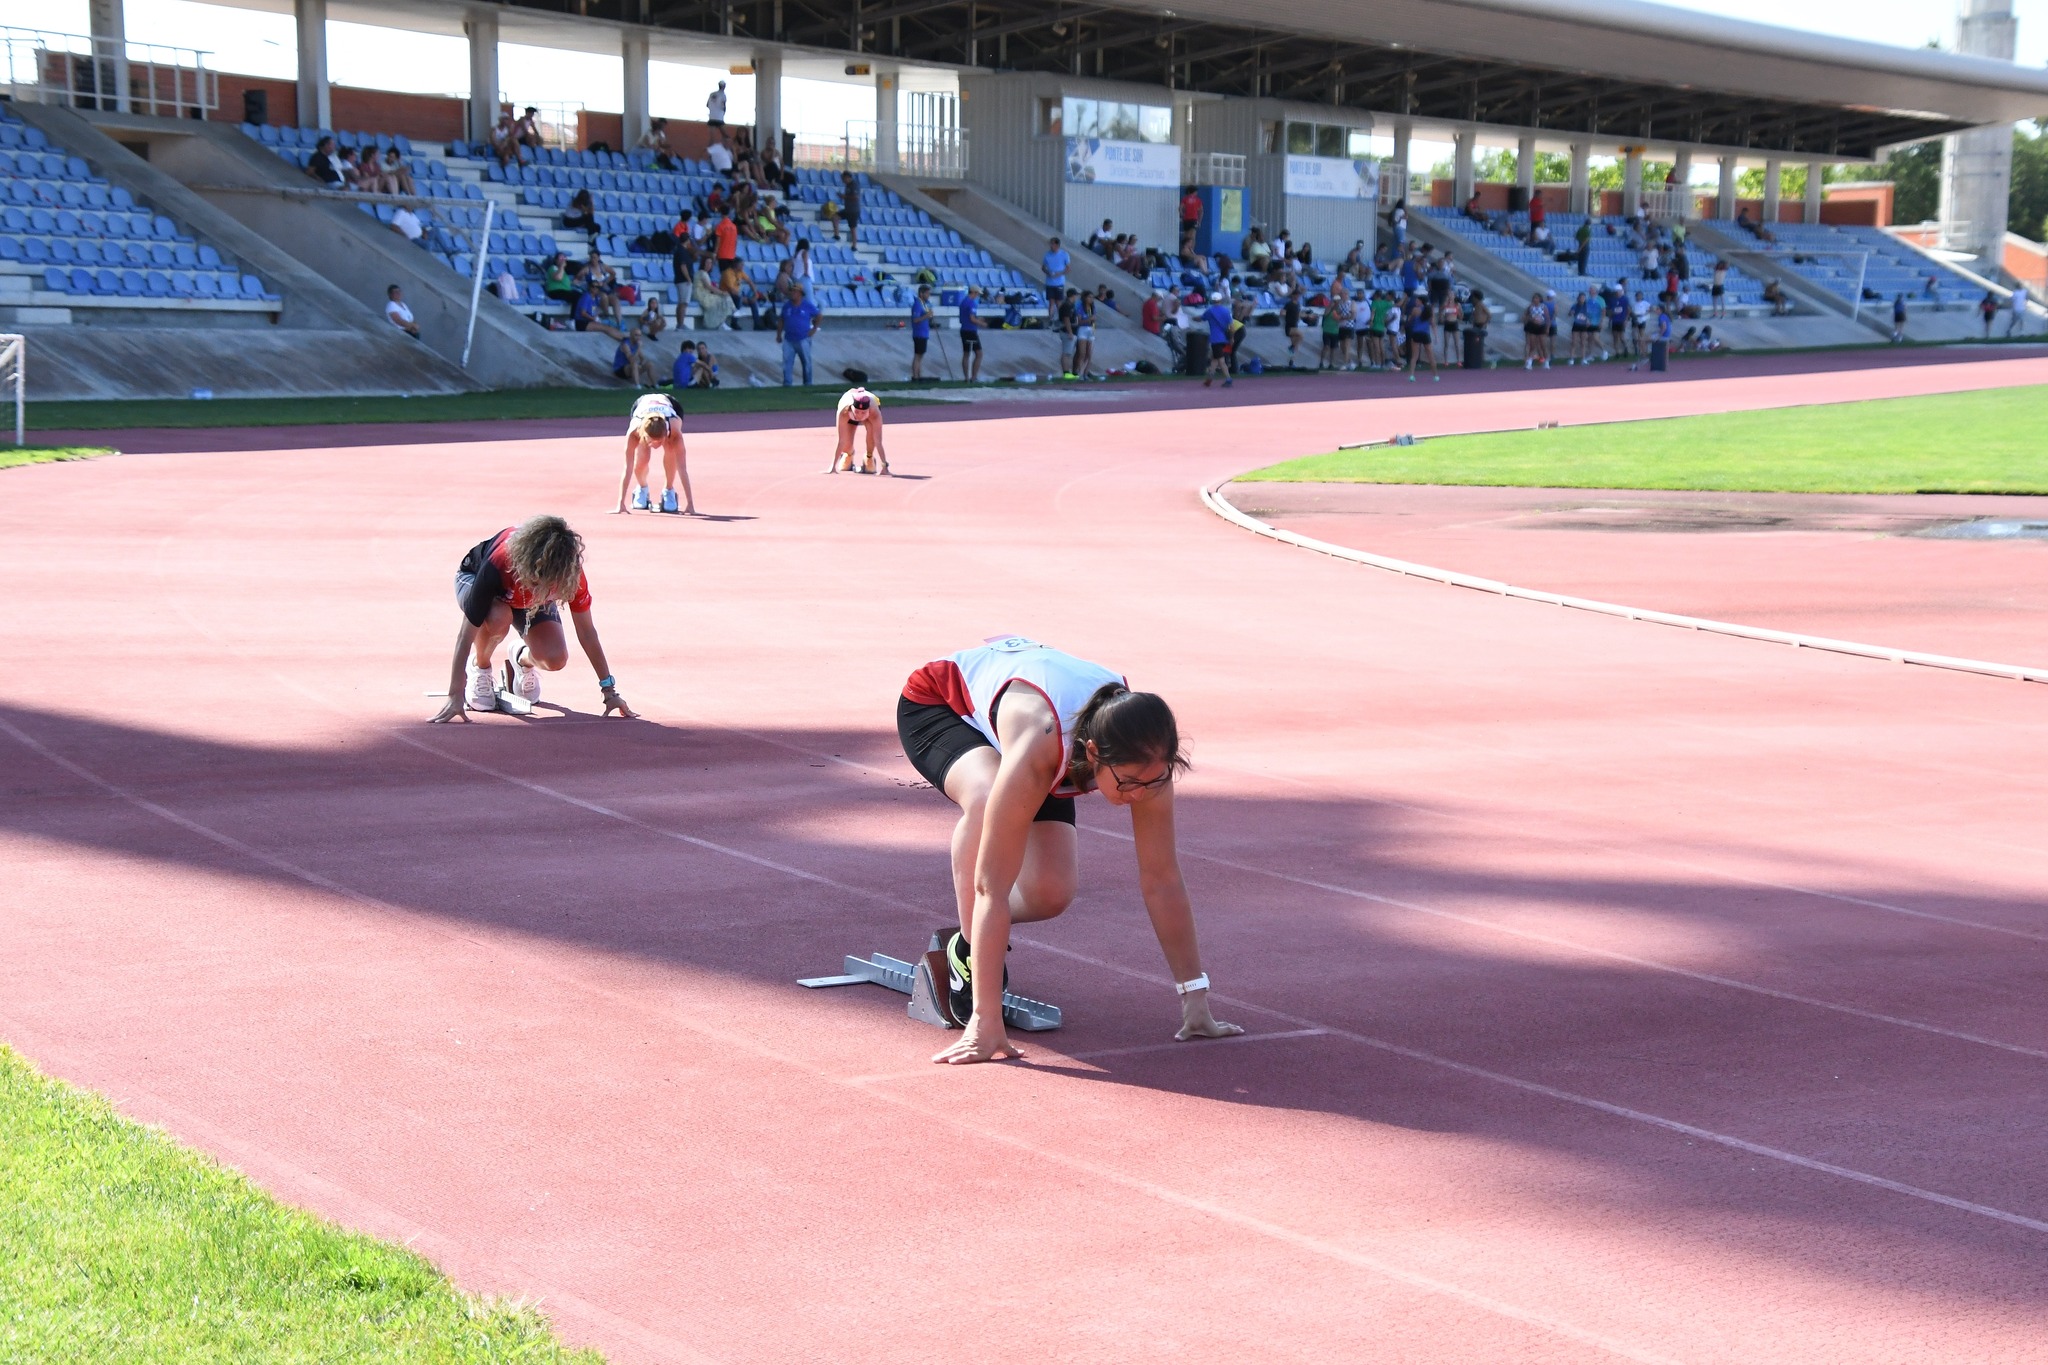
xmin=1065 ymin=137 xmax=1181 ymax=189
xmin=1285 ymin=156 xmax=1379 ymax=201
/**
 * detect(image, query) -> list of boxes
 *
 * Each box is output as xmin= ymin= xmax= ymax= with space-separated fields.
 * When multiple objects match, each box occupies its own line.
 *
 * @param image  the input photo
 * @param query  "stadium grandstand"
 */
xmin=2 ymin=0 xmax=2045 ymax=397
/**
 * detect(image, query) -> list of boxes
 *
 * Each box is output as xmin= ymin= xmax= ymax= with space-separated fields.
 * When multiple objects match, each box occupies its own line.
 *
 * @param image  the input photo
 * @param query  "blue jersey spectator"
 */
xmin=958 ymin=291 xmax=980 ymax=333
xmin=1205 ymin=300 xmax=1232 ymax=346
xmin=781 ymin=287 xmax=820 ymax=385
xmin=1399 ymin=256 xmax=1421 ymax=296
xmin=910 ymin=295 xmax=931 ymax=339
xmin=956 ymin=287 xmax=983 ymax=381
xmin=1043 ymin=237 xmax=1071 ymax=289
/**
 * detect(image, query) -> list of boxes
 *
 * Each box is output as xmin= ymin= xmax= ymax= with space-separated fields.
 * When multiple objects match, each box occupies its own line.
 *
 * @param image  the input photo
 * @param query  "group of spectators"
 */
xmin=304 ymin=136 xmax=418 ymax=197
xmin=1516 ymin=282 xmax=1694 ymax=372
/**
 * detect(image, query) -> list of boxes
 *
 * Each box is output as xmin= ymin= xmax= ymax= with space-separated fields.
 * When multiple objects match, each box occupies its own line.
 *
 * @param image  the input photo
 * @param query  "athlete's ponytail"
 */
xmin=1067 ymin=682 xmax=1189 ymax=788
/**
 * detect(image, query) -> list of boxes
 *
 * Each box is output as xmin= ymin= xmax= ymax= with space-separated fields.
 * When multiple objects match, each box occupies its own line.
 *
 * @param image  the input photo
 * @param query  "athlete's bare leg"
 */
xmin=661 ymin=432 xmax=696 ymax=512
xmin=941 ymin=747 xmax=1078 ymax=932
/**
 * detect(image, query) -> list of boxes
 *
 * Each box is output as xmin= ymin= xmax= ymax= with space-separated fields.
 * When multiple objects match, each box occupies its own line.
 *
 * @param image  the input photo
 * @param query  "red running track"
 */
xmin=5 ymin=353 xmax=2048 ymax=1364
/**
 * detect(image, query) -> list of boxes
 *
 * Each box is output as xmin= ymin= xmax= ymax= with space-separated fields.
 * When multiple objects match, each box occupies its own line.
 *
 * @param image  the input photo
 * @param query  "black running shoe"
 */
xmin=944 ymin=931 xmax=1010 ymax=1023
xmin=945 ymin=930 xmax=974 ymax=1024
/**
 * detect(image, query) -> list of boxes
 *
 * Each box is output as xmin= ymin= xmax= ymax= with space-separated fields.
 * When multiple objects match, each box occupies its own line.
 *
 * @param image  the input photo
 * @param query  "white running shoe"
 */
xmin=465 ymin=665 xmax=496 ymax=711
xmin=511 ymin=646 xmax=542 ymax=703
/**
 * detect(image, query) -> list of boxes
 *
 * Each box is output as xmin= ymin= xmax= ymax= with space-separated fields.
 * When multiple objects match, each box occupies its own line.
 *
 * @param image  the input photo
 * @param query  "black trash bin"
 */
xmin=1184 ymin=330 xmax=1209 ymax=377
xmin=1463 ymin=329 xmax=1487 ymax=369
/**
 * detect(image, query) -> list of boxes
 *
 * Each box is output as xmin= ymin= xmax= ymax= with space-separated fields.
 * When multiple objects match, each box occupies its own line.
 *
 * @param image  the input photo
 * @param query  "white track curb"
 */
xmin=1201 ymin=483 xmax=2048 ymax=686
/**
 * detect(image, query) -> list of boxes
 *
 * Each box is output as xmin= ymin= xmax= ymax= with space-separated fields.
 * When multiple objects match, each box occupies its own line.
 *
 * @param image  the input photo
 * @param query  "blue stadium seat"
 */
xmin=88 ymin=267 xmax=115 ymax=294
xmin=48 ymin=239 xmax=76 ymax=265
xmin=240 ymin=273 xmax=266 ymax=299
xmin=144 ymin=269 xmax=171 ymax=297
xmin=118 ymin=269 xmax=145 ymax=295
xmin=42 ymin=266 xmax=67 ymax=292
xmin=75 ymin=240 xmax=104 ymax=266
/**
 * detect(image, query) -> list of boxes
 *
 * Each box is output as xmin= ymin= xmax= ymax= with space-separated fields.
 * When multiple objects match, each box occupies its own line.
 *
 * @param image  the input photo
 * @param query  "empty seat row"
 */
xmin=243 ymin=124 xmax=415 ymax=157
xmin=42 ymin=266 xmax=277 ymax=301
xmin=0 ymin=151 xmax=95 ymax=181
xmin=0 ymin=236 xmax=226 ymax=269
xmin=3 ymin=206 xmax=167 ymax=238
xmin=2 ymin=178 xmax=136 ymax=212
xmin=450 ymin=140 xmax=634 ymax=172
xmin=0 ymin=123 xmax=50 ymax=151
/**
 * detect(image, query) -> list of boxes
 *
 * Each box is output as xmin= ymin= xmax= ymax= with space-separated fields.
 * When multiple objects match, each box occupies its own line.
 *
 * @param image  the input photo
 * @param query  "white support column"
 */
xmin=1671 ymin=147 xmax=1692 ymax=212
xmin=465 ymin=8 xmax=499 ymax=145
xmin=1391 ymin=120 xmax=1411 ymax=195
xmin=1716 ymin=154 xmax=1737 ymax=220
xmin=1516 ymin=133 xmax=1536 ymax=205
xmin=1568 ymin=141 xmax=1590 ymax=215
xmin=753 ymin=49 xmax=783 ymax=163
xmin=1804 ymin=160 xmax=1825 ymax=224
xmin=622 ymin=31 xmax=650 ymax=153
xmin=88 ymin=0 xmax=127 ymax=113
xmin=1452 ymin=128 xmax=1474 ymax=204
xmin=294 ymin=0 xmax=330 ymax=130
xmin=875 ymin=66 xmax=900 ymax=172
xmin=1621 ymin=146 xmax=1642 ymax=216
xmin=1762 ymin=157 xmax=1782 ymax=223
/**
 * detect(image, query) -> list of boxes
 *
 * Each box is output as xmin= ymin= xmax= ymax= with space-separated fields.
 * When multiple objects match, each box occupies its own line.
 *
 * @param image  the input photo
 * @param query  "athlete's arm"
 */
xmin=430 ymin=617 xmax=478 ymax=723
xmin=570 ymin=608 xmax=638 ymax=718
xmin=1130 ymin=790 xmax=1243 ymax=1041
xmin=614 ymin=435 xmax=639 ymax=514
xmin=935 ymin=690 xmax=1060 ymax=1064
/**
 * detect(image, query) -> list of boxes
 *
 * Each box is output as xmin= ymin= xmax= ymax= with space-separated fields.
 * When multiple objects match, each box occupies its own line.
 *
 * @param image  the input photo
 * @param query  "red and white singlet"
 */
xmin=904 ymin=636 xmax=1125 ymax=793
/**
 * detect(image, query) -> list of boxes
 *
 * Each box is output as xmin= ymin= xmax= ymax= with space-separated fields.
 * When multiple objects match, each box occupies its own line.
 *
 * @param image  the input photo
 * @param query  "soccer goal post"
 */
xmin=0 ymin=334 xmax=22 ymax=446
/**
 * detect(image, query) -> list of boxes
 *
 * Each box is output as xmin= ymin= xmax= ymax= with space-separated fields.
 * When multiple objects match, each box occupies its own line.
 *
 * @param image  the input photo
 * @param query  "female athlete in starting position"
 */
xmin=615 ymin=392 xmax=696 ymax=514
xmin=826 ymin=386 xmax=889 ymax=474
xmin=897 ymin=636 xmax=1241 ymax=1063
xmin=430 ymin=515 xmax=638 ymax=722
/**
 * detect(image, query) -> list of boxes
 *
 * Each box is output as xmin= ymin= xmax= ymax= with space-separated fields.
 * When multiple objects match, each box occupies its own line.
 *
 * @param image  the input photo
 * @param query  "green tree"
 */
xmin=2010 ymin=121 xmax=2048 ymax=242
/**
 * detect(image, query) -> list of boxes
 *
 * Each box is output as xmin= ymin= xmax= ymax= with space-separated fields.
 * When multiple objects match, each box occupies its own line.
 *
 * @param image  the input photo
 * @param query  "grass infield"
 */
xmin=0 ymin=1045 xmax=603 ymax=1363
xmin=1 ymin=445 xmax=118 ymax=469
xmin=1240 ymin=384 xmax=2048 ymax=495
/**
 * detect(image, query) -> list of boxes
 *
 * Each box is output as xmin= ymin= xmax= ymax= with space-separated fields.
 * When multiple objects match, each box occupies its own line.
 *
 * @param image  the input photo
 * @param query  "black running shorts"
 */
xmin=912 ymin=335 xmax=928 ymax=355
xmin=896 ymin=696 xmax=1076 ymax=824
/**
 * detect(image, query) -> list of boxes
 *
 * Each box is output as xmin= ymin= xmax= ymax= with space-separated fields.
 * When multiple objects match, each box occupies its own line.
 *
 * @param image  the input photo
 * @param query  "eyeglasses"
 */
xmin=1102 ymin=760 xmax=1172 ymax=794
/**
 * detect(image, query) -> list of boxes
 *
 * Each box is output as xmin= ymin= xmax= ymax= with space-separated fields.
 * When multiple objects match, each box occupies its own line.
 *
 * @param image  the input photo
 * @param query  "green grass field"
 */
xmin=1 ymin=445 xmax=117 ymax=470
xmin=23 ymin=382 xmax=956 ymax=432
xmin=1240 ymin=384 xmax=2048 ymax=495
xmin=0 ymin=1046 xmax=602 ymax=1364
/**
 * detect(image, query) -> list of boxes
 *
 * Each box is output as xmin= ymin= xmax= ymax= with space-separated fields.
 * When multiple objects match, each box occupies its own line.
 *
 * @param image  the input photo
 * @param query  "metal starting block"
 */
xmin=799 ymin=930 xmax=1062 ymax=1032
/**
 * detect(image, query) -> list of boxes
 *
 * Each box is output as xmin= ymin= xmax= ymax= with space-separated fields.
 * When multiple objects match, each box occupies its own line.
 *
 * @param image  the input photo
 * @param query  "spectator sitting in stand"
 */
xmin=384 ymin=284 xmax=420 ymax=339
xmin=691 ymin=342 xmax=720 ymax=387
xmin=818 ymin=196 xmax=842 ymax=240
xmin=639 ymin=292 xmax=668 ymax=342
xmin=378 ymin=147 xmax=416 ymax=195
xmin=1086 ymin=218 xmax=1115 ymax=256
xmin=1141 ymin=289 xmax=1164 ymax=336
xmin=542 ymin=252 xmax=580 ymax=306
xmin=494 ymin=264 xmax=521 ymax=306
xmin=305 ymin=136 xmax=346 ymax=187
xmin=1762 ymin=278 xmax=1790 ymax=315
xmin=706 ymin=133 xmax=734 ymax=175
xmin=515 ymin=107 xmax=544 ymax=160
xmin=641 ymin=117 xmax=677 ymax=171
xmin=613 ymin=327 xmax=657 ymax=386
xmin=762 ymin=152 xmax=797 ymax=198
xmin=1097 ymin=285 xmax=1119 ymax=314
xmin=1463 ymin=191 xmax=1484 ymax=222
xmin=1735 ymin=206 xmax=1757 ymax=235
xmin=572 ymin=282 xmax=626 ymax=339
xmin=578 ymin=250 xmax=623 ymax=323
xmin=563 ymin=187 xmax=597 ymax=234
xmin=489 ymin=110 xmax=520 ymax=168
xmin=1530 ymin=221 xmax=1552 ymax=251
xmin=672 ymin=339 xmax=697 ymax=388
xmin=337 ymin=146 xmax=368 ymax=192
xmin=388 ymin=204 xmax=426 ymax=247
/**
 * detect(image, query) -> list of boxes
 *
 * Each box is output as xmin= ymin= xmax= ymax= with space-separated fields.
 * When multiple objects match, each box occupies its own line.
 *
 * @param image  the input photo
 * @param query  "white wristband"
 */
xmin=1174 ymin=973 xmax=1210 ymax=996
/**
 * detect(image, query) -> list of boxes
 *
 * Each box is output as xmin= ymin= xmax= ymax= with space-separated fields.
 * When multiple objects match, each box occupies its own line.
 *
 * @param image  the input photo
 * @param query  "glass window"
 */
xmin=1346 ymin=129 xmax=1372 ymax=158
xmin=1063 ymin=97 xmax=1098 ymax=138
xmin=1259 ymin=120 xmax=1280 ymax=154
xmin=1316 ymin=125 xmax=1344 ymax=157
xmin=1106 ymin=102 xmax=1139 ymax=141
xmin=1286 ymin=122 xmax=1313 ymax=154
xmin=1041 ymin=98 xmax=1063 ymax=137
xmin=1138 ymin=104 xmax=1173 ymax=145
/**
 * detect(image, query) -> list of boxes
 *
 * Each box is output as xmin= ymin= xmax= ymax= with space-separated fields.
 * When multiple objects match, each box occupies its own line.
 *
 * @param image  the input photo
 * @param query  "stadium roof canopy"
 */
xmin=482 ymin=0 xmax=2048 ymax=158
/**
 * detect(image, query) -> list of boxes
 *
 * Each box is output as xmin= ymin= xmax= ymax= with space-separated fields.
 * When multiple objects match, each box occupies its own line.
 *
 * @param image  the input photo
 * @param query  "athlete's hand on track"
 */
xmin=1176 ymin=990 xmax=1244 ymax=1042
xmin=601 ymin=688 xmax=639 ymax=719
xmin=610 ymin=504 xmax=629 ymax=515
xmin=427 ymin=696 xmax=470 ymax=724
xmin=933 ymin=1018 xmax=1023 ymax=1064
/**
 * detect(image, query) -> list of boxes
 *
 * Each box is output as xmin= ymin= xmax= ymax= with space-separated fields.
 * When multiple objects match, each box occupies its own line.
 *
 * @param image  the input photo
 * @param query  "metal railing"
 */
xmin=800 ymin=119 xmax=968 ymax=179
xmin=1380 ymin=162 xmax=1430 ymax=203
xmin=0 ymin=334 xmax=22 ymax=446
xmin=1183 ymin=151 xmax=1244 ymax=188
xmin=1640 ymin=187 xmax=1695 ymax=223
xmin=0 ymin=26 xmax=215 ymax=118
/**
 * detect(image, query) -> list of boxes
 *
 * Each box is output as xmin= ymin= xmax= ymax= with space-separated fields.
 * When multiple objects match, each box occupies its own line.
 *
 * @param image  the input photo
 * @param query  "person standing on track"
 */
xmin=908 ymin=283 xmax=934 ymax=381
xmin=827 ymin=386 xmax=889 ymax=474
xmin=1202 ymin=292 xmax=1234 ymax=387
xmin=1404 ymin=293 xmax=1438 ymax=382
xmin=896 ymin=636 xmax=1242 ymax=1063
xmin=615 ymin=391 xmax=696 ymax=515
xmin=957 ymin=286 xmax=983 ymax=383
xmin=431 ymin=516 xmax=636 ymax=723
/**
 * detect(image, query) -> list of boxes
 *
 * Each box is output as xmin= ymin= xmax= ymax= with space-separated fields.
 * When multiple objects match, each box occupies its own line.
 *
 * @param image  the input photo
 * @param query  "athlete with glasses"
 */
xmin=896 ymin=636 xmax=1241 ymax=1064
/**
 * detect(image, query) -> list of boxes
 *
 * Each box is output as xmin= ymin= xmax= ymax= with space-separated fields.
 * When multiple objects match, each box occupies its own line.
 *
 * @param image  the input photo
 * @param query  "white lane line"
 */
xmin=0 ymin=722 xmax=1681 ymax=1363
xmin=1199 ymin=482 xmax=2048 ymax=684
xmin=22 ymin=710 xmax=2041 ymax=1245
xmin=1075 ymin=821 xmax=2048 ymax=1060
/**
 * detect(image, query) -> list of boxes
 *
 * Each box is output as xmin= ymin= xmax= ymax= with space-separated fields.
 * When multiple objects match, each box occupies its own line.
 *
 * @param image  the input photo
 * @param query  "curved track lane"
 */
xmin=4 ymin=354 xmax=2048 ymax=1364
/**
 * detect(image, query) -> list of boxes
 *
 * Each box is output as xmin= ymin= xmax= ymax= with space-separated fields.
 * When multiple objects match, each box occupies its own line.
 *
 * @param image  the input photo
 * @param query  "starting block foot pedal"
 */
xmin=799 ymin=932 xmax=1062 ymax=1032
